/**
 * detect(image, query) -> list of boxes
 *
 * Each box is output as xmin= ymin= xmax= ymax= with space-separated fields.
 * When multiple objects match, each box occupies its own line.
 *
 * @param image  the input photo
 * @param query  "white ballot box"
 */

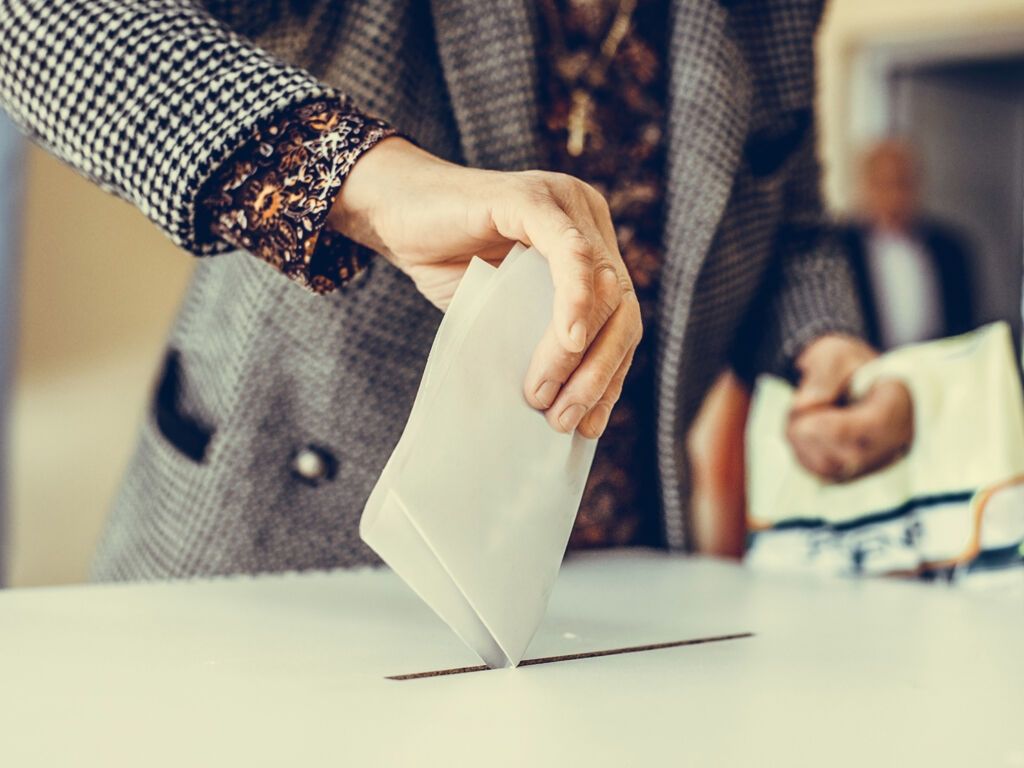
xmin=1 ymin=551 xmax=1021 ymax=767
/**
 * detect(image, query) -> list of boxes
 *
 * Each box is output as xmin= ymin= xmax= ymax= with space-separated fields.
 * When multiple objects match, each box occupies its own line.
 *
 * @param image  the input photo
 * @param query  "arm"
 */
xmin=737 ymin=125 xmax=913 ymax=482
xmin=739 ymin=126 xmax=866 ymax=380
xmin=0 ymin=0 xmax=347 ymax=254
xmin=0 ymin=2 xmax=642 ymax=437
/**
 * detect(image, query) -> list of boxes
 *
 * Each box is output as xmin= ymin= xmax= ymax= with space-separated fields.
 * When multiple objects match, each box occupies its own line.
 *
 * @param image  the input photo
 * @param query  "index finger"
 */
xmin=524 ymin=208 xmax=595 ymax=354
xmin=492 ymin=190 xmax=595 ymax=353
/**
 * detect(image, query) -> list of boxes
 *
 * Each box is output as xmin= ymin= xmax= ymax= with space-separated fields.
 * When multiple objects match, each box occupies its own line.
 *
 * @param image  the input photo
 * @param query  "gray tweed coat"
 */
xmin=0 ymin=0 xmax=863 ymax=579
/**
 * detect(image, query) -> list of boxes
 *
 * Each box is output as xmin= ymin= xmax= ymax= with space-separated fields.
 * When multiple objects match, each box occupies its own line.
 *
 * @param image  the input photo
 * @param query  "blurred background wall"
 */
xmin=819 ymin=0 xmax=1024 ymax=342
xmin=3 ymin=0 xmax=1024 ymax=586
xmin=8 ymin=146 xmax=192 ymax=586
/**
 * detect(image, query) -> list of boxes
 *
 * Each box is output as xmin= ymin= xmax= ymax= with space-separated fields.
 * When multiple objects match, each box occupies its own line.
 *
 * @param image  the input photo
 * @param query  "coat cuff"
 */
xmin=734 ymin=229 xmax=867 ymax=383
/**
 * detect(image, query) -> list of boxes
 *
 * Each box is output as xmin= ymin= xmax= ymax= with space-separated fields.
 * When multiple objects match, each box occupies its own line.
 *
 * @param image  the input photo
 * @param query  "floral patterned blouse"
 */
xmin=202 ymin=0 xmax=669 ymax=549
xmin=539 ymin=0 xmax=667 ymax=548
xmin=201 ymin=100 xmax=395 ymax=294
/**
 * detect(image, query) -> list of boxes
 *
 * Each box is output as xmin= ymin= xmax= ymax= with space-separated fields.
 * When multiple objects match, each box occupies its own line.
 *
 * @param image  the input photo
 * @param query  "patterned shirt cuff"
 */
xmin=200 ymin=99 xmax=396 ymax=294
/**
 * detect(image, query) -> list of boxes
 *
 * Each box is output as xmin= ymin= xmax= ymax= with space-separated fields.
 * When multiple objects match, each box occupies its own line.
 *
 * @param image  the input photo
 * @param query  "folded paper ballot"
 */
xmin=361 ymin=245 xmax=598 ymax=669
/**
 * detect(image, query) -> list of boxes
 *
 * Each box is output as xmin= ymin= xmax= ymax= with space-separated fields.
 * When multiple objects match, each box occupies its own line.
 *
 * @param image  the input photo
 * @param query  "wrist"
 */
xmin=327 ymin=135 xmax=402 ymax=254
xmin=327 ymin=136 xmax=444 ymax=266
xmin=796 ymin=333 xmax=875 ymax=377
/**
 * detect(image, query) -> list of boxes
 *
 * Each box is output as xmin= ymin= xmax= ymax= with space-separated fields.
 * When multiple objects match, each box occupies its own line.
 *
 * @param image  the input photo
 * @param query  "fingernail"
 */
xmin=568 ymin=321 xmax=587 ymax=352
xmin=588 ymin=404 xmax=612 ymax=437
xmin=558 ymin=404 xmax=587 ymax=432
xmin=534 ymin=380 xmax=560 ymax=408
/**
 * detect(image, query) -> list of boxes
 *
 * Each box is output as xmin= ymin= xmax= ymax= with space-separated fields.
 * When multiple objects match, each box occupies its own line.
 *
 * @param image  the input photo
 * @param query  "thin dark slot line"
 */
xmin=386 ymin=631 xmax=754 ymax=681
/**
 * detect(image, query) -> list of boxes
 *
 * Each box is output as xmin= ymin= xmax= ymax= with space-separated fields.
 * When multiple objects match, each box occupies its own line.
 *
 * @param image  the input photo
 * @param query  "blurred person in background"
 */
xmin=841 ymin=139 xmax=976 ymax=351
xmin=742 ymin=139 xmax=1022 ymax=583
xmin=0 ymin=0 xmax=913 ymax=580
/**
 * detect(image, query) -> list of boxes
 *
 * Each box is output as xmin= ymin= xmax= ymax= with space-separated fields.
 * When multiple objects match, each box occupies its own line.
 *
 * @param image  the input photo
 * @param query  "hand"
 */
xmin=786 ymin=334 xmax=914 ymax=482
xmin=330 ymin=137 xmax=642 ymax=439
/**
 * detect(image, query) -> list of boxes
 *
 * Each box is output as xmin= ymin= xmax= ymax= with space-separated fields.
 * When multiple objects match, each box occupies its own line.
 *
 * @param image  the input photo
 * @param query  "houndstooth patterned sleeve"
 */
xmin=738 ymin=126 xmax=867 ymax=381
xmin=0 ymin=0 xmax=371 ymax=256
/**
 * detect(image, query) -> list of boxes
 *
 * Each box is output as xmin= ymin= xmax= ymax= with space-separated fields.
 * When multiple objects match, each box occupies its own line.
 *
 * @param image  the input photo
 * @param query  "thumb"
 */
xmin=791 ymin=365 xmax=849 ymax=413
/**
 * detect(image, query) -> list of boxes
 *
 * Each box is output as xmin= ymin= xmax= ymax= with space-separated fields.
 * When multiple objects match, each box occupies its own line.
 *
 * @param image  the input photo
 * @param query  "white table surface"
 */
xmin=1 ymin=550 xmax=1021 ymax=767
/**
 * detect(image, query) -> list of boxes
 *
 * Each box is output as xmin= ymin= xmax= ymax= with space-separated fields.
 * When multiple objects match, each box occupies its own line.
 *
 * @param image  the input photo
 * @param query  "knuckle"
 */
xmin=594 ymin=291 xmax=620 ymax=322
xmin=620 ymin=322 xmax=642 ymax=354
xmin=582 ymin=181 xmax=611 ymax=210
xmin=555 ymin=171 xmax=584 ymax=191
xmin=576 ymin=385 xmax=604 ymax=409
xmin=619 ymin=272 xmax=637 ymax=296
xmin=621 ymin=291 xmax=644 ymax=343
xmin=555 ymin=172 xmax=582 ymax=192
xmin=568 ymin=300 xmax=594 ymax=324
xmin=561 ymin=281 xmax=594 ymax=311
xmin=529 ymin=171 xmax=576 ymax=199
xmin=559 ymin=232 xmax=596 ymax=270
xmin=604 ymin=377 xmax=626 ymax=405
xmin=593 ymin=266 xmax=621 ymax=307
xmin=595 ymin=262 xmax=620 ymax=288
xmin=541 ymin=345 xmax=583 ymax=380
xmin=577 ymin=419 xmax=603 ymax=440
xmin=515 ymin=173 xmax=557 ymax=206
xmin=544 ymin=408 xmax=565 ymax=432
xmin=562 ymin=227 xmax=593 ymax=255
xmin=574 ymin=372 xmax=612 ymax=407
xmin=531 ymin=333 xmax=581 ymax=377
xmin=516 ymin=169 xmax=551 ymax=186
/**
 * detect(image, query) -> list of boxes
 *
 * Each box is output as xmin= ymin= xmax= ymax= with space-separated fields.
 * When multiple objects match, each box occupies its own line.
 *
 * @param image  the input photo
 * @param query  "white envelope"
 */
xmin=361 ymin=245 xmax=597 ymax=669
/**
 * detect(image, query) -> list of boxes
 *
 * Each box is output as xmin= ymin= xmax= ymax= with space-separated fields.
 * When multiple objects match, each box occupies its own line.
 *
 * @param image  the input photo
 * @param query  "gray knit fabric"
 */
xmin=0 ymin=0 xmax=864 ymax=578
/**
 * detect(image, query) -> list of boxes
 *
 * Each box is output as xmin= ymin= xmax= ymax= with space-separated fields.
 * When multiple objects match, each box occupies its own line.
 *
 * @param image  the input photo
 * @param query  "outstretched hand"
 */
xmin=330 ymin=137 xmax=642 ymax=439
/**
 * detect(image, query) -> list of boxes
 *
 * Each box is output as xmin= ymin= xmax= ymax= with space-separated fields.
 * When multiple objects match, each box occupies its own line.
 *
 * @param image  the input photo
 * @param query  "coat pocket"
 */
xmin=153 ymin=349 xmax=214 ymax=463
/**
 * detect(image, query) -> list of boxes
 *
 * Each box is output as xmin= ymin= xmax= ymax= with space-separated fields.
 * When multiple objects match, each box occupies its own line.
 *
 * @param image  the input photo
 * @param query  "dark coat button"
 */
xmin=291 ymin=446 xmax=337 ymax=485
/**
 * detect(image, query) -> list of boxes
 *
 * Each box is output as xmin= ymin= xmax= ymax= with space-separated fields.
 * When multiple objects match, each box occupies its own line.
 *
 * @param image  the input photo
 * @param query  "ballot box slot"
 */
xmin=386 ymin=631 xmax=755 ymax=680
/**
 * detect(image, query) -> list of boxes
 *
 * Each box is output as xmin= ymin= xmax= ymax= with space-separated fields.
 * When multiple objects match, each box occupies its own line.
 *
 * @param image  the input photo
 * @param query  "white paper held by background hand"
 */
xmin=361 ymin=245 xmax=598 ymax=669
